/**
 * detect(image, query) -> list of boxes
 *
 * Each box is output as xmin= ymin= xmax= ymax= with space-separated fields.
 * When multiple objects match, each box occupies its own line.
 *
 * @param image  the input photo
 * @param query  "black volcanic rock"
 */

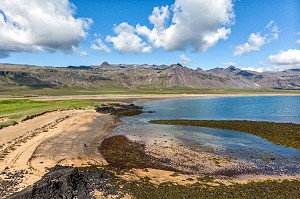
xmin=8 ymin=166 xmax=124 ymax=199
xmin=95 ymin=103 xmax=144 ymax=117
xmin=8 ymin=166 xmax=88 ymax=199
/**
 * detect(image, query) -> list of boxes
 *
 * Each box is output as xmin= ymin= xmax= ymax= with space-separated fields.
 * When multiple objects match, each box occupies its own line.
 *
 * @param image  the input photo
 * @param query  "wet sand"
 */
xmin=105 ymin=135 xmax=300 ymax=185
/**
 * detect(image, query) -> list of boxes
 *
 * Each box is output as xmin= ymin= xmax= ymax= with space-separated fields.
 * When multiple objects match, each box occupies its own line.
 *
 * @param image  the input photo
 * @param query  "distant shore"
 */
xmin=2 ymin=93 xmax=299 ymax=104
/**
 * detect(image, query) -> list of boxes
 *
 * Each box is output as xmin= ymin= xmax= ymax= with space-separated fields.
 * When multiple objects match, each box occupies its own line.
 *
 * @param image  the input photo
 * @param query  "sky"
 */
xmin=0 ymin=0 xmax=299 ymax=71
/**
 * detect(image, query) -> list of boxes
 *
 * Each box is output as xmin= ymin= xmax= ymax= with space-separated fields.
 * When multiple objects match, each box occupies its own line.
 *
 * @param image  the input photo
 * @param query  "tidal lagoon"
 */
xmin=112 ymin=96 xmax=300 ymax=176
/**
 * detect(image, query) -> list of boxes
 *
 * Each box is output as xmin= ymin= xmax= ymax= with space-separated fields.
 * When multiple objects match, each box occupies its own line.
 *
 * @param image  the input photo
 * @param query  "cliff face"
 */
xmin=1 ymin=63 xmax=300 ymax=90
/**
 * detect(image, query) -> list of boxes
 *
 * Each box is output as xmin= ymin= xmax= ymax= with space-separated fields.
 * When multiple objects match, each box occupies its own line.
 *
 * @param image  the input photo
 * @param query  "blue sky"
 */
xmin=0 ymin=0 xmax=299 ymax=71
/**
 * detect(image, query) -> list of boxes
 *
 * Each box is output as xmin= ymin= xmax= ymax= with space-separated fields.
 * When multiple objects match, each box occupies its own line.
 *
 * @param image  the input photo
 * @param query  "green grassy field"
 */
xmin=150 ymin=120 xmax=300 ymax=150
xmin=0 ymin=86 xmax=129 ymax=96
xmin=0 ymin=99 xmax=99 ymax=129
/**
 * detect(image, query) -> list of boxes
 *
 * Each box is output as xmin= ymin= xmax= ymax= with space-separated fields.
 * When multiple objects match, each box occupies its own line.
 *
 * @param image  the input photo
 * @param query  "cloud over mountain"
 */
xmin=268 ymin=49 xmax=300 ymax=70
xmin=179 ymin=54 xmax=191 ymax=64
xmin=0 ymin=0 xmax=92 ymax=58
xmin=233 ymin=21 xmax=279 ymax=56
xmin=106 ymin=0 xmax=235 ymax=53
xmin=106 ymin=22 xmax=152 ymax=53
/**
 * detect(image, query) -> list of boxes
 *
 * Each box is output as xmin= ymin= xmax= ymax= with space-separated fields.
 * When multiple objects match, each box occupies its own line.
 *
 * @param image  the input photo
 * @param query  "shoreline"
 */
xmin=1 ymin=93 xmax=300 ymax=103
xmin=101 ymin=134 xmax=300 ymax=184
xmin=1 ymin=96 xmax=300 ymax=198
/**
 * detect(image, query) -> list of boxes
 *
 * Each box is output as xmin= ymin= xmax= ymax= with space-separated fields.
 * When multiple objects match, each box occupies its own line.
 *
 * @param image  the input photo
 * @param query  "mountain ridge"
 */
xmin=0 ymin=62 xmax=300 ymax=92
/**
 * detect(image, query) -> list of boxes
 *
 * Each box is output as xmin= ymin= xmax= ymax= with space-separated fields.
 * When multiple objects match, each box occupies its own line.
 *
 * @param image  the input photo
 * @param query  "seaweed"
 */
xmin=123 ymin=178 xmax=300 ymax=199
xmin=99 ymin=135 xmax=177 ymax=171
xmin=150 ymin=120 xmax=300 ymax=150
xmin=95 ymin=103 xmax=144 ymax=117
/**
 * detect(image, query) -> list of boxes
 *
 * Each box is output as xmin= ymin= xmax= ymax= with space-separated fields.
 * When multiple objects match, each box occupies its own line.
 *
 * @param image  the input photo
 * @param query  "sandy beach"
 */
xmin=0 ymin=109 xmax=120 ymax=196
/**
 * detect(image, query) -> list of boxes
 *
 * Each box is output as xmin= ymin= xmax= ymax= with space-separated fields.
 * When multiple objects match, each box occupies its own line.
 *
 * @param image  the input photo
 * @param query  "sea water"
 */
xmin=112 ymin=96 xmax=300 ymax=175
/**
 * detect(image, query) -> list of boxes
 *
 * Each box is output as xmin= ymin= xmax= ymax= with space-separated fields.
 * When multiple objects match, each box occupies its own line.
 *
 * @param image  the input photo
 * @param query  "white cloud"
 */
xmin=148 ymin=6 xmax=170 ymax=31
xmin=80 ymin=51 xmax=88 ymax=56
xmin=234 ymin=33 xmax=265 ymax=56
xmin=222 ymin=62 xmax=238 ymax=67
xmin=106 ymin=22 xmax=152 ymax=53
xmin=179 ymin=54 xmax=191 ymax=64
xmin=242 ymin=50 xmax=300 ymax=72
xmin=91 ymin=38 xmax=111 ymax=53
xmin=233 ymin=21 xmax=279 ymax=56
xmin=268 ymin=49 xmax=300 ymax=70
xmin=72 ymin=46 xmax=88 ymax=56
xmin=202 ymin=28 xmax=231 ymax=51
xmin=106 ymin=0 xmax=235 ymax=53
xmin=242 ymin=67 xmax=265 ymax=73
xmin=0 ymin=0 xmax=92 ymax=58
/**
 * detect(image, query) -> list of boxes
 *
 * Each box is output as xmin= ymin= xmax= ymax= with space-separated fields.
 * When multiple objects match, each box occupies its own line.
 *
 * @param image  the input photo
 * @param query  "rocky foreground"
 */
xmin=4 ymin=132 xmax=300 ymax=198
xmin=0 ymin=109 xmax=119 ymax=198
xmin=7 ymin=166 xmax=126 ymax=199
xmin=6 ymin=156 xmax=300 ymax=199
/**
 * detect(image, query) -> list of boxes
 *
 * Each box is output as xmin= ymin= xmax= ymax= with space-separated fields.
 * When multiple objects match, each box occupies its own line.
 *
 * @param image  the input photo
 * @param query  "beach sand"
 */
xmin=0 ymin=109 xmax=120 ymax=195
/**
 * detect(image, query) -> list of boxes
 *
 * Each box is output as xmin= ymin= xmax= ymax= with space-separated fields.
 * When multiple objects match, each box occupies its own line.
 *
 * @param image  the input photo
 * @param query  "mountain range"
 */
xmin=1 ymin=62 xmax=300 ymax=92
